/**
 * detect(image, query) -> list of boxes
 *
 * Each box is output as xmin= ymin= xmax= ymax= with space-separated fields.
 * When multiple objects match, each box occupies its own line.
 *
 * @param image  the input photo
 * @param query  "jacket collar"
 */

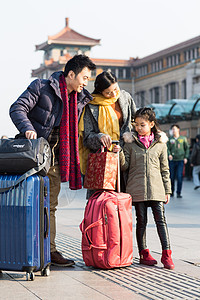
xmin=77 ymin=87 xmax=93 ymax=104
xmin=49 ymin=71 xmax=63 ymax=100
xmin=123 ymin=131 xmax=161 ymax=149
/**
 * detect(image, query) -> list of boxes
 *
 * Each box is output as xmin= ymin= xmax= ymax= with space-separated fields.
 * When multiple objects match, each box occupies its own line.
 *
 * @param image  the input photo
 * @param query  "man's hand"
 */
xmin=168 ymin=155 xmax=173 ymax=160
xmin=25 ymin=130 xmax=37 ymax=139
xmin=184 ymin=158 xmax=187 ymax=164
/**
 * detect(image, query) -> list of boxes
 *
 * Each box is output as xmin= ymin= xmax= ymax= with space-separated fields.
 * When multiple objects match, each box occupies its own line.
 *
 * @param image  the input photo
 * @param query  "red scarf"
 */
xmin=138 ymin=132 xmax=154 ymax=149
xmin=59 ymin=74 xmax=82 ymax=190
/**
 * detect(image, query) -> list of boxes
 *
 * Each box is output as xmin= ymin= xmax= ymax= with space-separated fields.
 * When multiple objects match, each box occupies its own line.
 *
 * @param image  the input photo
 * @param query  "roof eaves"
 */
xmin=132 ymin=35 xmax=200 ymax=66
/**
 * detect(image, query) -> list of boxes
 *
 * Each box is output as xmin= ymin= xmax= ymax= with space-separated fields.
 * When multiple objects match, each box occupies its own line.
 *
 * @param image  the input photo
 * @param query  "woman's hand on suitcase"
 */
xmin=25 ymin=130 xmax=37 ymax=139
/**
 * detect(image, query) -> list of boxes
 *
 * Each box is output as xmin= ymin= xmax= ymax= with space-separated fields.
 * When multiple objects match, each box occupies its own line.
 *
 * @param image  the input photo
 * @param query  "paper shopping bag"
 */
xmin=84 ymin=151 xmax=118 ymax=190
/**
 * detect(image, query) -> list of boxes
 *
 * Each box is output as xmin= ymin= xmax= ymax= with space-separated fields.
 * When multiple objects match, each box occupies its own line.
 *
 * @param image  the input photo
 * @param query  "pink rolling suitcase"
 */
xmin=80 ymin=144 xmax=133 ymax=269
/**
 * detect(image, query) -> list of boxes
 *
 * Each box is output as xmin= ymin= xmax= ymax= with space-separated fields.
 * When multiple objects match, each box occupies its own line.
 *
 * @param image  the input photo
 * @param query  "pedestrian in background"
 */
xmin=10 ymin=54 xmax=96 ymax=267
xmin=167 ymin=124 xmax=189 ymax=198
xmin=115 ymin=107 xmax=174 ymax=270
xmin=190 ymin=134 xmax=200 ymax=190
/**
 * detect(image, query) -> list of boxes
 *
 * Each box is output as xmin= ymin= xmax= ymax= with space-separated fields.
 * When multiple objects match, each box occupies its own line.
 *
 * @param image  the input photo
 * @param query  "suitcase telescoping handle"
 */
xmin=112 ymin=140 xmax=120 ymax=193
xmin=44 ymin=207 xmax=49 ymax=238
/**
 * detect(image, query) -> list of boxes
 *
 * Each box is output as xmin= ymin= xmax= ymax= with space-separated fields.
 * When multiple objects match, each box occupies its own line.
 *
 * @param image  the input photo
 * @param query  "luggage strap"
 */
xmin=0 ymin=153 xmax=48 ymax=194
xmin=80 ymin=218 xmax=107 ymax=250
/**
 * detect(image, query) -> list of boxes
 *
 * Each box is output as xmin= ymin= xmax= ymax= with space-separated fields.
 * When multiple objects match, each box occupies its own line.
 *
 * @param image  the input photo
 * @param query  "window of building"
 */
xmin=167 ymin=56 xmax=172 ymax=67
xmin=182 ymin=79 xmax=187 ymax=99
xmin=171 ymin=82 xmax=176 ymax=99
xmin=149 ymin=87 xmax=161 ymax=103
xmin=123 ymin=69 xmax=126 ymax=79
xmin=137 ymin=65 xmax=148 ymax=77
xmin=118 ymin=68 xmax=123 ymax=79
xmin=184 ymin=47 xmax=199 ymax=62
xmin=126 ymin=68 xmax=131 ymax=79
xmin=165 ymin=82 xmax=178 ymax=100
xmin=135 ymin=91 xmax=146 ymax=107
xmin=176 ymin=54 xmax=180 ymax=64
xmin=166 ymin=54 xmax=181 ymax=67
xmin=159 ymin=60 xmax=163 ymax=70
xmin=154 ymin=87 xmax=160 ymax=103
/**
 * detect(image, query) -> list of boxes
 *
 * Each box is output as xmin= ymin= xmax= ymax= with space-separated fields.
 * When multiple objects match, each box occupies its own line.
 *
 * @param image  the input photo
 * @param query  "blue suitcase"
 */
xmin=0 ymin=174 xmax=51 ymax=280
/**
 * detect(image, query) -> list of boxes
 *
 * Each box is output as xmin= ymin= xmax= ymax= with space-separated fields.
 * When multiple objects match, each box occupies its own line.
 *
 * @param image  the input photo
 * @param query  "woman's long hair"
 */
xmin=134 ymin=107 xmax=160 ymax=135
xmin=93 ymin=71 xmax=117 ymax=94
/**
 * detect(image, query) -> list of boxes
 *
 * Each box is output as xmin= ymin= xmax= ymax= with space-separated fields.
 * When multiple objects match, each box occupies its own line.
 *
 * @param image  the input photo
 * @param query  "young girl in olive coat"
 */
xmin=115 ymin=107 xmax=174 ymax=269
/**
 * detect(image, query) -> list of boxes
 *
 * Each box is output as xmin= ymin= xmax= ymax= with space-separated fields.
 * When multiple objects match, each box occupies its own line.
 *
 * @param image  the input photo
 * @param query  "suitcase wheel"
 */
xmin=41 ymin=265 xmax=50 ymax=277
xmin=26 ymin=272 xmax=35 ymax=281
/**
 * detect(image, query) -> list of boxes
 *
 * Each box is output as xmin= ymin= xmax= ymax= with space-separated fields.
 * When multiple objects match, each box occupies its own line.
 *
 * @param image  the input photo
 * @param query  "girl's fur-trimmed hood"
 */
xmin=123 ymin=131 xmax=168 ymax=144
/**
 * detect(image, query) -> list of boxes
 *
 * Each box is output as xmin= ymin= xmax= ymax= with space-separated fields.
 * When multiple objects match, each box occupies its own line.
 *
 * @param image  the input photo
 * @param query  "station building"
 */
xmin=32 ymin=18 xmax=200 ymax=141
xmin=32 ymin=18 xmax=132 ymax=94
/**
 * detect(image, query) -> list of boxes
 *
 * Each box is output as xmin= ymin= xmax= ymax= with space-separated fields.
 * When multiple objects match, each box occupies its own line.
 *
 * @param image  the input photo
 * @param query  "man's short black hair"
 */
xmin=196 ymin=134 xmax=200 ymax=141
xmin=171 ymin=124 xmax=180 ymax=130
xmin=63 ymin=54 xmax=96 ymax=77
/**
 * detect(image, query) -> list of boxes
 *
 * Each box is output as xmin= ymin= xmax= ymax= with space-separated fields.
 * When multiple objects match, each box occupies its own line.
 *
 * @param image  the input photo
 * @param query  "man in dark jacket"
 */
xmin=190 ymin=134 xmax=200 ymax=190
xmin=10 ymin=54 xmax=96 ymax=267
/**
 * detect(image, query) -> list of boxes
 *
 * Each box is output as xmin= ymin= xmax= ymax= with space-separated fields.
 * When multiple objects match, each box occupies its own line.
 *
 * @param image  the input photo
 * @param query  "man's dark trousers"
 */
xmin=169 ymin=160 xmax=184 ymax=196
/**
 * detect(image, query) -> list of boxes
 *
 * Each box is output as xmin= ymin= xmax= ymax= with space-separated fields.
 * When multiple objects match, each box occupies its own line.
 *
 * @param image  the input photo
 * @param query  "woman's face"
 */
xmin=101 ymin=83 xmax=119 ymax=99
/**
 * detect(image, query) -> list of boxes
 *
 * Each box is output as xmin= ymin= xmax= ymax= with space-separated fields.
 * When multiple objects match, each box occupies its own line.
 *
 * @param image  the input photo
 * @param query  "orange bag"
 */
xmin=84 ymin=148 xmax=118 ymax=190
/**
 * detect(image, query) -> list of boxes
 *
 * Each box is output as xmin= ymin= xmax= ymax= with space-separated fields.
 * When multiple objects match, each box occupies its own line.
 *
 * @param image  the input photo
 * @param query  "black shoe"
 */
xmin=51 ymin=251 xmax=75 ymax=267
xmin=177 ymin=194 xmax=182 ymax=198
xmin=171 ymin=193 xmax=174 ymax=197
xmin=194 ymin=186 xmax=200 ymax=190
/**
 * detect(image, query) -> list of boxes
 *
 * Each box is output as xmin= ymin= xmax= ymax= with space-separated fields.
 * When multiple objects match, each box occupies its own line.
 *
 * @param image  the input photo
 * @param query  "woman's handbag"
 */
xmin=83 ymin=148 xmax=118 ymax=190
xmin=0 ymin=137 xmax=51 ymax=193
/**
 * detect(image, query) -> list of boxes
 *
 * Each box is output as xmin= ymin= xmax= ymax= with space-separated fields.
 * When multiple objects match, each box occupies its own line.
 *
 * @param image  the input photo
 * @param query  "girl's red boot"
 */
xmin=140 ymin=249 xmax=157 ymax=266
xmin=161 ymin=250 xmax=175 ymax=270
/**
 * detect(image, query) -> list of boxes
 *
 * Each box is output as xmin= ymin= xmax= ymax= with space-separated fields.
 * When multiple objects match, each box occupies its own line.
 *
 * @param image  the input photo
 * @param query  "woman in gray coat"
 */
xmin=79 ymin=71 xmax=136 ymax=192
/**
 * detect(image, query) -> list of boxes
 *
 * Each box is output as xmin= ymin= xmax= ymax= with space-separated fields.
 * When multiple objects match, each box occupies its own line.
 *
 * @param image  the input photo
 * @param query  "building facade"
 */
xmin=132 ymin=36 xmax=200 ymax=107
xmin=32 ymin=18 xmax=200 ymax=114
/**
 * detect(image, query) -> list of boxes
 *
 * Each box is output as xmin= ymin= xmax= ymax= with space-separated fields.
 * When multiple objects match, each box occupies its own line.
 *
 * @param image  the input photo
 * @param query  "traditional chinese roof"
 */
xmin=92 ymin=58 xmax=131 ymax=67
xmin=35 ymin=18 xmax=100 ymax=51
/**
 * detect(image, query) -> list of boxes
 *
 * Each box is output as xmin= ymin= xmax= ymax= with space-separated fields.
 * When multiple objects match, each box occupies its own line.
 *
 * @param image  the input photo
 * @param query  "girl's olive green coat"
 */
xmin=120 ymin=132 xmax=171 ymax=202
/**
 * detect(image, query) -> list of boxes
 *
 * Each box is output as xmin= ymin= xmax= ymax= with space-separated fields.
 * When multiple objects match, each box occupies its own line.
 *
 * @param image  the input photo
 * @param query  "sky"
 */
xmin=0 ymin=0 xmax=200 ymax=137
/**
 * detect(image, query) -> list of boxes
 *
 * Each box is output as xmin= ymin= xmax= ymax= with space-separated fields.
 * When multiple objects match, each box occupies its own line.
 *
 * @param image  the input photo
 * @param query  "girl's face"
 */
xmin=101 ymin=83 xmax=119 ymax=99
xmin=134 ymin=117 xmax=154 ymax=136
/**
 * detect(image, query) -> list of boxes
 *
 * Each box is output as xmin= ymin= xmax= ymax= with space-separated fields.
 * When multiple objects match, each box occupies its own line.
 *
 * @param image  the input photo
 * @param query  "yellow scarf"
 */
xmin=79 ymin=90 xmax=120 ymax=174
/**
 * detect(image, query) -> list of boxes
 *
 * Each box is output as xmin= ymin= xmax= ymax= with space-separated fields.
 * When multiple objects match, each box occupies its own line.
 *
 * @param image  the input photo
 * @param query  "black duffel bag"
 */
xmin=0 ymin=137 xmax=51 ymax=176
xmin=0 ymin=137 xmax=51 ymax=194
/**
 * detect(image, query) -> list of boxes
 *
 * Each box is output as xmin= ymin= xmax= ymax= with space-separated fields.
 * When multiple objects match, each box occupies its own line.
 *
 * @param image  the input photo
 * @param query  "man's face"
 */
xmin=68 ymin=67 xmax=91 ymax=93
xmin=172 ymin=126 xmax=180 ymax=137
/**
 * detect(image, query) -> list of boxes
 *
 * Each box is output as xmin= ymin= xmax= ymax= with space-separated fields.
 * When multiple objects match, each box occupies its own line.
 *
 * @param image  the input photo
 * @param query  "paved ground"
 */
xmin=0 ymin=180 xmax=200 ymax=299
